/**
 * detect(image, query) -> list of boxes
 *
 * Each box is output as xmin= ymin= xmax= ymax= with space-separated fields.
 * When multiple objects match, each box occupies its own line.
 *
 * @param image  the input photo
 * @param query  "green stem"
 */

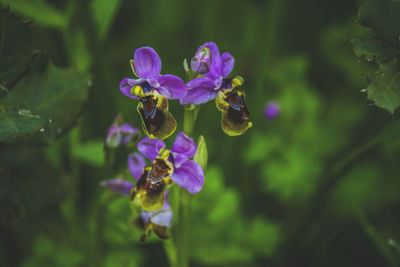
xmin=174 ymin=105 xmax=198 ymax=267
xmin=163 ymin=239 xmax=177 ymax=267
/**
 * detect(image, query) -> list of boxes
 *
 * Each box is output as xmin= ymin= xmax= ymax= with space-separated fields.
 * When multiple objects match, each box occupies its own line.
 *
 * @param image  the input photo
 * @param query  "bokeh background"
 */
xmin=1 ymin=0 xmax=400 ymax=266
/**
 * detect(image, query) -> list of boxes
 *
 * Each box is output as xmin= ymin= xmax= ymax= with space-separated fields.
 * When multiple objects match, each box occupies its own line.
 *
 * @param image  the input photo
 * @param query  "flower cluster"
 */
xmin=102 ymin=42 xmax=251 ymax=240
xmin=101 ymin=132 xmax=203 ymax=240
xmin=119 ymin=42 xmax=252 ymax=138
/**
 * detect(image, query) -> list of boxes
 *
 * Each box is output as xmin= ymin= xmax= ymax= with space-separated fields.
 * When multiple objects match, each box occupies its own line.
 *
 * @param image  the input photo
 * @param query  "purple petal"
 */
xmin=156 ymin=75 xmax=187 ymax=99
xmin=120 ymin=124 xmax=139 ymax=145
xmin=100 ymin=179 xmax=134 ymax=196
xmin=197 ymin=42 xmax=222 ymax=77
xmin=221 ymin=52 xmax=234 ymax=78
xmin=119 ymin=78 xmax=141 ymax=99
xmin=151 ymin=208 xmax=173 ymax=228
xmin=171 ymin=132 xmax=197 ymax=158
xmin=128 ymin=153 xmax=146 ymax=180
xmin=171 ymin=160 xmax=204 ymax=194
xmin=191 ymin=46 xmax=211 ymax=74
xmin=180 ymin=77 xmax=218 ymax=105
xmin=134 ymin=47 xmax=162 ymax=80
xmin=141 ymin=192 xmax=173 ymax=228
xmin=137 ymin=136 xmax=166 ymax=162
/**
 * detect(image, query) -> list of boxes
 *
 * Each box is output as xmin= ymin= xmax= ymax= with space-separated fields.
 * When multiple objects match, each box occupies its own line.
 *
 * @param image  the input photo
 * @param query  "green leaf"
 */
xmin=90 ymin=0 xmax=122 ymax=39
xmin=353 ymin=32 xmax=399 ymax=64
xmin=357 ymin=0 xmax=400 ymax=46
xmin=0 ymin=7 xmax=39 ymax=89
xmin=0 ymin=64 xmax=90 ymax=142
xmin=353 ymin=0 xmax=400 ymax=113
xmin=364 ymin=58 xmax=400 ymax=113
xmin=3 ymin=0 xmax=67 ymax=29
xmin=193 ymin=135 xmax=207 ymax=171
xmin=0 ymin=106 xmax=46 ymax=140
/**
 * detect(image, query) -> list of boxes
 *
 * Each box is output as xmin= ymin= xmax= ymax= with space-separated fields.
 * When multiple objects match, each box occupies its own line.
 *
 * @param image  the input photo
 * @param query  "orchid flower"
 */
xmin=119 ymin=47 xmax=187 ymax=140
xmin=105 ymin=117 xmax=139 ymax=148
xmin=130 ymin=132 xmax=204 ymax=211
xmin=100 ymin=152 xmax=173 ymax=240
xmin=181 ymin=42 xmax=252 ymax=136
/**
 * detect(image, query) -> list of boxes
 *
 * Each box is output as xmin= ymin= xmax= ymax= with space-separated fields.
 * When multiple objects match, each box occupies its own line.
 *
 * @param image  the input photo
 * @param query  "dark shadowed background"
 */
xmin=1 ymin=0 xmax=400 ymax=266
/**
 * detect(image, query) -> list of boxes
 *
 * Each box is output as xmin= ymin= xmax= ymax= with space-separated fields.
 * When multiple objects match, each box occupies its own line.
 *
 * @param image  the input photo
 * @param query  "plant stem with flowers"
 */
xmin=101 ymin=41 xmax=252 ymax=267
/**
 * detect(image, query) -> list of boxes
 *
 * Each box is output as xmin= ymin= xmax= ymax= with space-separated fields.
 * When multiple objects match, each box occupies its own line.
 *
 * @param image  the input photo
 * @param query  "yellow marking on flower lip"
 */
xmin=248 ymin=121 xmax=253 ymax=128
xmin=231 ymin=76 xmax=244 ymax=88
xmin=158 ymin=147 xmax=171 ymax=161
xmin=131 ymin=85 xmax=145 ymax=97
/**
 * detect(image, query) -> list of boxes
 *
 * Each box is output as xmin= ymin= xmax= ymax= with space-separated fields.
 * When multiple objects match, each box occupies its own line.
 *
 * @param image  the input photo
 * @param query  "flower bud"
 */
xmin=105 ymin=117 xmax=139 ymax=148
xmin=264 ymin=102 xmax=280 ymax=121
xmin=191 ymin=47 xmax=211 ymax=74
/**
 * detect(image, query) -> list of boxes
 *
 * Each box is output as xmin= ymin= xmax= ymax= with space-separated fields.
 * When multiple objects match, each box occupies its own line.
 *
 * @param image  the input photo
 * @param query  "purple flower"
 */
xmin=105 ymin=119 xmax=139 ymax=148
xmin=181 ymin=42 xmax=235 ymax=105
xmin=181 ymin=42 xmax=252 ymax=136
xmin=264 ymin=102 xmax=280 ymax=120
xmin=141 ymin=196 xmax=173 ymax=228
xmin=119 ymin=47 xmax=187 ymax=100
xmin=100 ymin=154 xmax=173 ymax=239
xmin=119 ymin=47 xmax=184 ymax=140
xmin=140 ymin=193 xmax=173 ymax=241
xmin=136 ymin=132 xmax=205 ymax=194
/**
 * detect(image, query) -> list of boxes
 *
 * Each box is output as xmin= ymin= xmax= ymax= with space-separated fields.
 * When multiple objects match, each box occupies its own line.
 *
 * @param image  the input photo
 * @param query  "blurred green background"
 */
xmin=1 ymin=0 xmax=400 ymax=266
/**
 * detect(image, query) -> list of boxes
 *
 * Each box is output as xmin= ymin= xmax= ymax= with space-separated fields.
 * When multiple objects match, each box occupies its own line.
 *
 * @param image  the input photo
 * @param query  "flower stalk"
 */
xmin=175 ymin=104 xmax=200 ymax=267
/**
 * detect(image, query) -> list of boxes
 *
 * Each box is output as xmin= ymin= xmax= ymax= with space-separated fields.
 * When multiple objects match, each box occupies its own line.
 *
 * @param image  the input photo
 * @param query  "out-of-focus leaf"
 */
xmin=22 ymin=236 xmax=85 ymax=267
xmin=90 ymin=0 xmax=122 ymax=39
xmin=3 ymin=0 xmax=67 ymax=28
xmin=352 ymin=0 xmax=400 ymax=113
xmin=103 ymin=250 xmax=142 ymax=267
xmin=71 ymin=140 xmax=104 ymax=166
xmin=0 ymin=7 xmax=38 ymax=89
xmin=0 ymin=64 xmax=90 ymax=142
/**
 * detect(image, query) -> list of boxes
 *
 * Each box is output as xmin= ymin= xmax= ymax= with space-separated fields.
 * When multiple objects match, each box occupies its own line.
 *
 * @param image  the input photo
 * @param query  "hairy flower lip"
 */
xmin=137 ymin=133 xmax=205 ymax=194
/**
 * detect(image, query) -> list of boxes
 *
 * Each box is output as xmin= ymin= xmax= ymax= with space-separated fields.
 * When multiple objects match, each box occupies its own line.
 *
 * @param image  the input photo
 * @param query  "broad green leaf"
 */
xmin=90 ymin=0 xmax=122 ymax=39
xmin=0 ymin=64 xmax=90 ymax=142
xmin=357 ymin=0 xmax=400 ymax=46
xmin=0 ymin=7 xmax=38 ymax=89
xmin=0 ymin=106 xmax=46 ymax=140
xmin=353 ymin=0 xmax=400 ymax=113
xmin=364 ymin=58 xmax=400 ymax=113
xmin=353 ymin=32 xmax=399 ymax=64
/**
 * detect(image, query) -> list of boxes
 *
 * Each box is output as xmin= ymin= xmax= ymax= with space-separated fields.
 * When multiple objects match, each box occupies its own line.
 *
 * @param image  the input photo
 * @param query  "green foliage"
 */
xmin=4 ymin=0 xmax=67 ymax=28
xmin=353 ymin=0 xmax=400 ymax=113
xmin=0 ymin=7 xmax=38 ymax=89
xmin=190 ymin=166 xmax=281 ymax=265
xmin=90 ymin=0 xmax=122 ymax=39
xmin=2 ymin=0 xmax=400 ymax=267
xmin=0 ymin=64 xmax=90 ymax=142
xmin=71 ymin=139 xmax=104 ymax=166
xmin=22 ymin=236 xmax=85 ymax=267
